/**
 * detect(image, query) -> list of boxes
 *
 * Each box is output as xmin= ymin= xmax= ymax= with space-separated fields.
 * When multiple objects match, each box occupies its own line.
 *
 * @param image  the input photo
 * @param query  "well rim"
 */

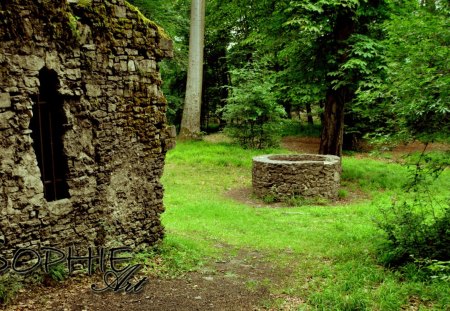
xmin=253 ymin=154 xmax=340 ymax=165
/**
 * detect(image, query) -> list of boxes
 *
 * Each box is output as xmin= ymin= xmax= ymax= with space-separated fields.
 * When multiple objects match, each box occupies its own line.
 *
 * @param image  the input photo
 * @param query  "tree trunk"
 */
xmin=319 ymin=10 xmax=355 ymax=156
xmin=319 ymin=89 xmax=346 ymax=156
xmin=179 ymin=0 xmax=205 ymax=139
xmin=306 ymin=103 xmax=313 ymax=125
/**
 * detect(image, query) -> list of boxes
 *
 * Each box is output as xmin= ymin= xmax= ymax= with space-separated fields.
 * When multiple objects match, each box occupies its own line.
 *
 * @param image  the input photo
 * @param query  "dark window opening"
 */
xmin=30 ymin=68 xmax=70 ymax=202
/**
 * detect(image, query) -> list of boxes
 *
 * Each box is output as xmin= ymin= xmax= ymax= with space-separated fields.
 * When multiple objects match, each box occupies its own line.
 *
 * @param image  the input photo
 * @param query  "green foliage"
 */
xmin=262 ymin=194 xmax=277 ymax=204
xmin=377 ymin=201 xmax=450 ymax=267
xmin=222 ymin=66 xmax=286 ymax=149
xmin=67 ymin=12 xmax=80 ymax=39
xmin=279 ymin=119 xmax=322 ymax=137
xmin=356 ymin=1 xmax=450 ymax=143
xmin=415 ymin=259 xmax=450 ymax=282
xmin=287 ymin=195 xmax=330 ymax=207
xmin=385 ymin=4 xmax=449 ymax=141
xmin=76 ymin=0 xmax=92 ymax=8
xmin=338 ymin=189 xmax=349 ymax=199
xmin=47 ymin=263 xmax=68 ymax=282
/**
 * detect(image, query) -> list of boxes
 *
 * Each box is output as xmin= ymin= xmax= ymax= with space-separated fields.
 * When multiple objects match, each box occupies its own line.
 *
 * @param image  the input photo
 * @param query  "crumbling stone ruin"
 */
xmin=0 ymin=0 xmax=175 ymax=257
xmin=253 ymin=154 xmax=341 ymax=201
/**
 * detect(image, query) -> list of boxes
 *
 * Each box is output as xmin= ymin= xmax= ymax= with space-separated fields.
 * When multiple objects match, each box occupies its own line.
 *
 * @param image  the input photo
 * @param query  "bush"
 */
xmin=222 ymin=66 xmax=286 ymax=149
xmin=377 ymin=200 xmax=450 ymax=267
xmin=376 ymin=151 xmax=450 ymax=270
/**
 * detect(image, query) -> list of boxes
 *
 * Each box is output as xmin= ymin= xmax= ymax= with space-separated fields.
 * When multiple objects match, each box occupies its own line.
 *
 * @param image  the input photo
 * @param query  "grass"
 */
xmin=159 ymin=139 xmax=450 ymax=310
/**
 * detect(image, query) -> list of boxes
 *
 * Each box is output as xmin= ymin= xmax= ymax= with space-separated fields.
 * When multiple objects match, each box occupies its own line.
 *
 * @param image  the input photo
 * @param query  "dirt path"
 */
xmin=2 ymin=250 xmax=292 ymax=311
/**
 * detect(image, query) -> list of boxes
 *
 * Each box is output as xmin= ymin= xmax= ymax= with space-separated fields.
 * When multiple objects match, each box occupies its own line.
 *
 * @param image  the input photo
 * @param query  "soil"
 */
xmin=281 ymin=136 xmax=449 ymax=157
xmin=281 ymin=137 xmax=321 ymax=154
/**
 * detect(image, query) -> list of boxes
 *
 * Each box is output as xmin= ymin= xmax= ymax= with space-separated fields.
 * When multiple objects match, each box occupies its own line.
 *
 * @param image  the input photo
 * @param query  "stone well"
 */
xmin=252 ymin=154 xmax=341 ymax=201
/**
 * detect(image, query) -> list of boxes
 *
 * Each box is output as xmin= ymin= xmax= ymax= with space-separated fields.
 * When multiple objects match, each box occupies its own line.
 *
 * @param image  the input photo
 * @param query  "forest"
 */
xmin=130 ymin=0 xmax=449 ymax=153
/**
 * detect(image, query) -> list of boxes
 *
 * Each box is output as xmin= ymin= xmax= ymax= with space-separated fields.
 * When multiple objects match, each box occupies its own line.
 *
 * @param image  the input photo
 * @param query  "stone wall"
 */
xmin=0 ymin=0 xmax=174 ymax=257
xmin=252 ymin=154 xmax=341 ymax=201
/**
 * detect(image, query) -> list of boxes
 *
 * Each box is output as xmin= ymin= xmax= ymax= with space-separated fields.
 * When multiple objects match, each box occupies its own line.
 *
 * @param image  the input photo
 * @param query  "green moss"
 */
xmin=67 ymin=12 xmax=80 ymax=39
xmin=76 ymin=0 xmax=92 ymax=8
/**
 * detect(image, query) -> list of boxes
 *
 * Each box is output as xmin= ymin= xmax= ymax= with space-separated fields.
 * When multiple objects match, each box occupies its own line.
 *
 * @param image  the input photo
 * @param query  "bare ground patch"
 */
xmin=1 ymin=250 xmax=295 ymax=311
xmin=281 ymin=136 xmax=448 ymax=159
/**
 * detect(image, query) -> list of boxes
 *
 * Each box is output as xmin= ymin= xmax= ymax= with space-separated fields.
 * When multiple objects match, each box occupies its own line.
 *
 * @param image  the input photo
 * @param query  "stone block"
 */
xmin=137 ymin=59 xmax=156 ymax=73
xmin=127 ymin=60 xmax=136 ymax=72
xmin=45 ymin=50 xmax=61 ymax=72
xmin=85 ymin=83 xmax=102 ymax=97
xmin=114 ymin=5 xmax=127 ymax=18
xmin=0 ymin=93 xmax=11 ymax=108
xmin=252 ymin=154 xmax=341 ymax=201
xmin=23 ymin=77 xmax=39 ymax=87
xmin=120 ymin=60 xmax=128 ymax=71
xmin=22 ymin=55 xmax=45 ymax=71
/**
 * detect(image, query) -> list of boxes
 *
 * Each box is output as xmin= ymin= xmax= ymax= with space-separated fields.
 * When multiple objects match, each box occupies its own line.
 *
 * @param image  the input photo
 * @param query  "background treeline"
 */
xmin=130 ymin=0 xmax=449 ymax=151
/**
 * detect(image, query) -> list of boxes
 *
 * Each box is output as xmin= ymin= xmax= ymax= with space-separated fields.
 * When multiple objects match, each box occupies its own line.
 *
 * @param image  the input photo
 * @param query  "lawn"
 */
xmin=160 ymin=139 xmax=450 ymax=310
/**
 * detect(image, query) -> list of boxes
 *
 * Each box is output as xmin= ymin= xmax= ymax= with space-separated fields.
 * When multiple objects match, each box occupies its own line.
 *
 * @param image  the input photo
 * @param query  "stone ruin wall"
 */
xmin=252 ymin=154 xmax=341 ymax=201
xmin=0 ymin=0 xmax=175 ymax=257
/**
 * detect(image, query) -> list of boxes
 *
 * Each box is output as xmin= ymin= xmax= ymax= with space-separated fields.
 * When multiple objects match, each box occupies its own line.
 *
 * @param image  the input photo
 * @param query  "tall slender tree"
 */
xmin=179 ymin=0 xmax=206 ymax=139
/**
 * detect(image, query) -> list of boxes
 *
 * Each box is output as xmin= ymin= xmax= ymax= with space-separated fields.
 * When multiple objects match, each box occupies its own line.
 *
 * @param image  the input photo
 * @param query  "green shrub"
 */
xmin=262 ymin=194 xmax=277 ymax=204
xmin=376 ymin=151 xmax=450 ymax=269
xmin=377 ymin=201 xmax=450 ymax=266
xmin=132 ymin=236 xmax=206 ymax=278
xmin=338 ymin=189 xmax=349 ymax=199
xmin=222 ymin=66 xmax=286 ymax=149
xmin=48 ymin=263 xmax=68 ymax=282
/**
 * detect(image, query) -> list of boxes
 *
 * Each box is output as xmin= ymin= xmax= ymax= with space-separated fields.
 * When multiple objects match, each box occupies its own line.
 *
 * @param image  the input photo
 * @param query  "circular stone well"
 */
xmin=252 ymin=154 xmax=341 ymax=201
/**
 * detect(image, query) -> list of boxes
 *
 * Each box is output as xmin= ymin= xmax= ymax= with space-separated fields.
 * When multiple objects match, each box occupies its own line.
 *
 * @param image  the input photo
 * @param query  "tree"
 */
xmin=356 ymin=0 xmax=449 ymax=143
xmin=296 ymin=1 xmax=387 ymax=156
xmin=179 ymin=0 xmax=206 ymax=139
xmin=222 ymin=65 xmax=286 ymax=149
xmin=203 ymin=0 xmax=388 ymax=153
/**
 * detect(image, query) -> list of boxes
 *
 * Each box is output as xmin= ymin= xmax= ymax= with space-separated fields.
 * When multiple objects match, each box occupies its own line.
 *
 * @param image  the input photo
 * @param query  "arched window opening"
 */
xmin=30 ymin=68 xmax=70 ymax=202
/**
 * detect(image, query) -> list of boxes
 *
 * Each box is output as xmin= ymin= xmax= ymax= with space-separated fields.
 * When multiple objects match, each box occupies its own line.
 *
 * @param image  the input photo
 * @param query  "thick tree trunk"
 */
xmin=179 ymin=0 xmax=205 ymax=139
xmin=319 ymin=10 xmax=355 ymax=156
xmin=319 ymin=90 xmax=346 ymax=156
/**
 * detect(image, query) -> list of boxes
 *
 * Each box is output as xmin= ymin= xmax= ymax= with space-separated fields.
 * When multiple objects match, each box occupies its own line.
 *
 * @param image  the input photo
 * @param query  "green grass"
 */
xmin=131 ymin=234 xmax=214 ymax=278
xmin=160 ymin=139 xmax=450 ymax=310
